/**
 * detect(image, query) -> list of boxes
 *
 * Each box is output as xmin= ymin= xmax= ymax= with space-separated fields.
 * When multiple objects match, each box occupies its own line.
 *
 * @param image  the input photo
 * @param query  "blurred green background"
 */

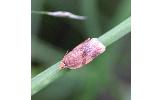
xmin=31 ymin=0 xmax=131 ymax=100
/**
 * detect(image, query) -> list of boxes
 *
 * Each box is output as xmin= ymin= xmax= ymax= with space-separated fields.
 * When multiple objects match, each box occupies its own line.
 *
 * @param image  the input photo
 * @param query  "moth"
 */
xmin=60 ymin=38 xmax=106 ymax=69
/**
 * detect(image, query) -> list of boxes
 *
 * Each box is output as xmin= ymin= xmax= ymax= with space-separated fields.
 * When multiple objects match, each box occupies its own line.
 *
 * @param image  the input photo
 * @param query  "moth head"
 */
xmin=59 ymin=61 xmax=66 ymax=69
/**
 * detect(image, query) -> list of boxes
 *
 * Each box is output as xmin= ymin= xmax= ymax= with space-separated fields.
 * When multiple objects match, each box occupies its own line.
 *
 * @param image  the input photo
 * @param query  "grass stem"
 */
xmin=98 ymin=17 xmax=131 ymax=46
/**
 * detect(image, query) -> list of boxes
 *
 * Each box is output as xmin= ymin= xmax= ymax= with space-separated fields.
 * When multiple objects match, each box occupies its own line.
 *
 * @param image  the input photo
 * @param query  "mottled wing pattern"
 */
xmin=61 ymin=38 xmax=105 ymax=69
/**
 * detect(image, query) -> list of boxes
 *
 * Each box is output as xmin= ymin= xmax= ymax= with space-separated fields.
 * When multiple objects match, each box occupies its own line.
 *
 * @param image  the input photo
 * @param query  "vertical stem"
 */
xmin=81 ymin=0 xmax=101 ymax=36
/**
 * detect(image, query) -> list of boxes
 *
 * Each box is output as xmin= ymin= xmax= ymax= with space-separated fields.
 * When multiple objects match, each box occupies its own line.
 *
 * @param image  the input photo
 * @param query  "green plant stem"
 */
xmin=31 ymin=16 xmax=131 ymax=95
xmin=31 ymin=61 xmax=63 ymax=95
xmin=98 ymin=17 xmax=131 ymax=46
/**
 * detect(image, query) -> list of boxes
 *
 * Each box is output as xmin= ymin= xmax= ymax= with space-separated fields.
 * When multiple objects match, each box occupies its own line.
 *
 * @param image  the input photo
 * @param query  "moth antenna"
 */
xmin=85 ymin=38 xmax=91 ymax=42
xmin=64 ymin=50 xmax=69 ymax=56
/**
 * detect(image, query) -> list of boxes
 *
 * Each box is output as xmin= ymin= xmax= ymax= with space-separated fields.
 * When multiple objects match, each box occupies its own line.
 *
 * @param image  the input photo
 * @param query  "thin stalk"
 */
xmin=81 ymin=0 xmax=101 ymax=36
xmin=98 ymin=17 xmax=131 ymax=46
xmin=31 ymin=16 xmax=131 ymax=95
xmin=31 ymin=62 xmax=63 ymax=95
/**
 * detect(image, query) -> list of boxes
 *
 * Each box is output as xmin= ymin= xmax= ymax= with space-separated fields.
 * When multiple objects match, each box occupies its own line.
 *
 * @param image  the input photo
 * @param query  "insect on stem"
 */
xmin=60 ymin=38 xmax=106 ymax=69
